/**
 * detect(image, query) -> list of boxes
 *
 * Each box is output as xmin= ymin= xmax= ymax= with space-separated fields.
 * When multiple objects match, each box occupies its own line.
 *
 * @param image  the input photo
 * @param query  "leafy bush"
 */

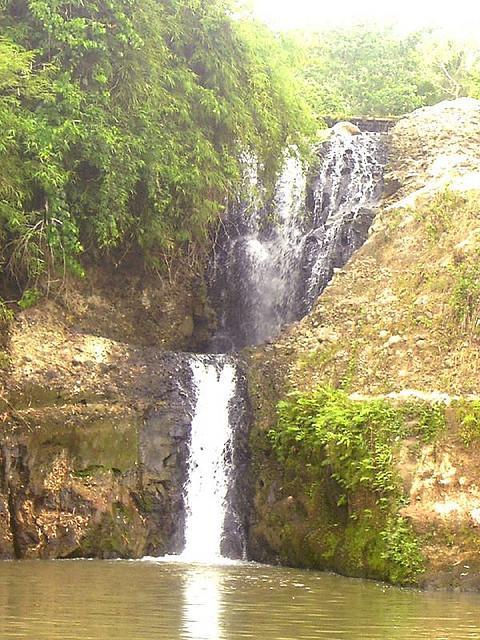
xmin=379 ymin=515 xmax=425 ymax=584
xmin=457 ymin=400 xmax=480 ymax=445
xmin=291 ymin=26 xmax=480 ymax=119
xmin=0 ymin=0 xmax=314 ymax=294
xmin=268 ymin=386 xmax=443 ymax=583
xmin=18 ymin=287 xmax=41 ymax=310
xmin=450 ymin=253 xmax=480 ymax=333
xmin=270 ymin=386 xmax=444 ymax=496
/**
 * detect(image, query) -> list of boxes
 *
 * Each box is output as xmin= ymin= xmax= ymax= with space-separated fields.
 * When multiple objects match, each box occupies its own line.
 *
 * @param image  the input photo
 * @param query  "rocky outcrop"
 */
xmin=246 ymin=98 xmax=480 ymax=589
xmin=0 ymin=236 xmax=224 ymax=560
xmin=3 ymin=97 xmax=480 ymax=588
xmin=0 ymin=305 xmax=198 ymax=559
xmin=384 ymin=97 xmax=480 ymax=204
xmin=325 ymin=116 xmax=398 ymax=132
xmin=332 ymin=121 xmax=362 ymax=135
xmin=42 ymin=257 xmax=215 ymax=352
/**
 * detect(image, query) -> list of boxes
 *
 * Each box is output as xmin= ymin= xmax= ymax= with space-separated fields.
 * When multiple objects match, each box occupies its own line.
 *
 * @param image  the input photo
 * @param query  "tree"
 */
xmin=0 ymin=0 xmax=314 ymax=291
xmin=297 ymin=26 xmax=429 ymax=118
xmin=417 ymin=34 xmax=480 ymax=100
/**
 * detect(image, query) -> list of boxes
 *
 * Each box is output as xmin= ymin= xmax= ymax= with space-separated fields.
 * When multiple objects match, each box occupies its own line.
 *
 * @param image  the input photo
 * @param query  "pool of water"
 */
xmin=0 ymin=559 xmax=479 ymax=639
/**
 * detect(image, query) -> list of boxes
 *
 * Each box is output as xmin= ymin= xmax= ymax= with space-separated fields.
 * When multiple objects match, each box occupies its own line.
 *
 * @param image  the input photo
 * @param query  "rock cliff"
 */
xmin=246 ymin=98 xmax=480 ymax=589
xmin=0 ymin=260 xmax=212 ymax=559
xmin=2 ymin=98 xmax=480 ymax=590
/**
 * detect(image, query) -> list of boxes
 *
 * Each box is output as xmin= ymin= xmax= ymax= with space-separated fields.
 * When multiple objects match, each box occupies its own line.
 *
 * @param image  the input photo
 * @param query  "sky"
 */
xmin=250 ymin=0 xmax=480 ymax=39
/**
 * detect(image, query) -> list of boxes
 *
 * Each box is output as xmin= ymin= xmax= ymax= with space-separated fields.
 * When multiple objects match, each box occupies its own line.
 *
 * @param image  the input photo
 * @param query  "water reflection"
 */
xmin=0 ymin=560 xmax=479 ymax=639
xmin=182 ymin=565 xmax=224 ymax=640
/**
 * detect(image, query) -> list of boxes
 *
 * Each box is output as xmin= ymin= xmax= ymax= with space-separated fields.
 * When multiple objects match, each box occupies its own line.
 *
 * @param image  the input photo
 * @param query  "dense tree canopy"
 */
xmin=0 ymin=0 xmax=313 ymax=290
xmin=294 ymin=26 xmax=480 ymax=119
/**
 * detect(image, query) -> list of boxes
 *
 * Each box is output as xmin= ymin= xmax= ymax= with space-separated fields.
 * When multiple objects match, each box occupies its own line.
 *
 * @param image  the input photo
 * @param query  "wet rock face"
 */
xmin=0 ymin=284 xmax=255 ymax=561
xmin=299 ymin=133 xmax=387 ymax=312
xmin=0 ymin=350 xmax=197 ymax=560
xmin=139 ymin=359 xmax=195 ymax=555
xmin=0 ymin=413 xmax=145 ymax=560
xmin=208 ymin=133 xmax=388 ymax=351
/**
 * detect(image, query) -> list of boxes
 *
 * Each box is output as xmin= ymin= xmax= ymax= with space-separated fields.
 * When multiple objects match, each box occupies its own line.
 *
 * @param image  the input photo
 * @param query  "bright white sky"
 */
xmin=250 ymin=0 xmax=480 ymax=39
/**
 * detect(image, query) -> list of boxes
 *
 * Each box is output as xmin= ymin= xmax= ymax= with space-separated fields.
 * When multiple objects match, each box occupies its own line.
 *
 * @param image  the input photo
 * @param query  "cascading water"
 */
xmin=180 ymin=356 xmax=239 ymax=563
xmin=301 ymin=130 xmax=387 ymax=310
xmin=175 ymin=125 xmax=387 ymax=564
xmin=209 ymin=130 xmax=388 ymax=351
xmin=209 ymin=154 xmax=307 ymax=351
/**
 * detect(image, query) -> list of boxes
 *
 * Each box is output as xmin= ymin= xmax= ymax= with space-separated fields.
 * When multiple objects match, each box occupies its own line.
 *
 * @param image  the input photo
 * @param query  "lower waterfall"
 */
xmin=180 ymin=356 xmax=239 ymax=562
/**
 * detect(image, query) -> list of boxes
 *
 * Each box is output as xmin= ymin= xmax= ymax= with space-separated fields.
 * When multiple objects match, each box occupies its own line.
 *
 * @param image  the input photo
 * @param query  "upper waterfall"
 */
xmin=209 ymin=154 xmax=307 ymax=351
xmin=302 ymin=130 xmax=387 ymax=310
xmin=208 ymin=131 xmax=387 ymax=351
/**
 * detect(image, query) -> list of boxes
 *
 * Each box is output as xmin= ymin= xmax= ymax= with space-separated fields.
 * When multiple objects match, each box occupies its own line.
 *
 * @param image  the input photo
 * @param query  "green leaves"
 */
xmin=293 ymin=26 xmax=480 ymax=119
xmin=271 ymin=386 xmax=445 ymax=497
xmin=0 ymin=0 xmax=314 ymax=292
xmin=379 ymin=515 xmax=424 ymax=584
xmin=270 ymin=387 xmax=432 ymax=584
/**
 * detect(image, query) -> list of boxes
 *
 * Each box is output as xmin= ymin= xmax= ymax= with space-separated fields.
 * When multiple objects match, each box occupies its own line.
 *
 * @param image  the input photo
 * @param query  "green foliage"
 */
xmin=268 ymin=386 xmax=443 ymax=583
xmin=417 ymin=35 xmax=480 ymax=101
xmin=401 ymin=401 xmax=447 ymax=443
xmin=450 ymin=253 xmax=480 ymax=333
xmin=18 ymin=287 xmax=41 ymax=309
xmin=272 ymin=387 xmax=405 ymax=497
xmin=379 ymin=515 xmax=425 ymax=584
xmin=415 ymin=189 xmax=462 ymax=240
xmin=271 ymin=387 xmax=447 ymax=486
xmin=291 ymin=26 xmax=480 ymax=119
xmin=0 ymin=0 xmax=314 ymax=294
xmin=457 ymin=401 xmax=480 ymax=446
xmin=294 ymin=27 xmax=431 ymax=118
xmin=0 ymin=299 xmax=13 ymax=324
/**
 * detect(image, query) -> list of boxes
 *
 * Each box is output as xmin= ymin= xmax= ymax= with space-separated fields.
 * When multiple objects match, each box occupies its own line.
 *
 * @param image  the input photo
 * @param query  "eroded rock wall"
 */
xmin=0 ymin=306 xmax=198 ymax=559
xmin=246 ymin=98 xmax=480 ymax=589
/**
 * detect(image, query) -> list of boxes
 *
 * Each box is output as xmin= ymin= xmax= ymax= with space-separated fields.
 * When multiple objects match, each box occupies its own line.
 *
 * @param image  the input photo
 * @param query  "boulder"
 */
xmin=332 ymin=121 xmax=362 ymax=136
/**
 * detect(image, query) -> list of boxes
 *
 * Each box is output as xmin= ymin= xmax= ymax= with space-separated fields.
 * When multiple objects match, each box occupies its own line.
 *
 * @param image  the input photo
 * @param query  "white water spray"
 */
xmin=304 ymin=131 xmax=386 ymax=307
xmin=211 ymin=153 xmax=307 ymax=349
xmin=210 ymin=132 xmax=386 ymax=350
xmin=180 ymin=357 xmax=237 ymax=562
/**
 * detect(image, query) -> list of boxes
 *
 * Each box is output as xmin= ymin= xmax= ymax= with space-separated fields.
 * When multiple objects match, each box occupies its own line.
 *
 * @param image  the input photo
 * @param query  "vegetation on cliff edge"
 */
xmin=267 ymin=387 xmax=447 ymax=583
xmin=0 ymin=0 xmax=313 ymax=297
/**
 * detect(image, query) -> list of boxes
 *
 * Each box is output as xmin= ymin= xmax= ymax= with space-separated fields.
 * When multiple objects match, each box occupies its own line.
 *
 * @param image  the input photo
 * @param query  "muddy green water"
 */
xmin=0 ymin=560 xmax=479 ymax=639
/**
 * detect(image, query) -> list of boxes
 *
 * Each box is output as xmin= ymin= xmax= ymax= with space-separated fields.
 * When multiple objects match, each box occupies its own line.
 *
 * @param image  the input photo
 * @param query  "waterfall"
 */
xmin=209 ymin=154 xmax=307 ymax=351
xmin=170 ymin=127 xmax=387 ymax=565
xmin=209 ymin=130 xmax=387 ymax=351
xmin=302 ymin=131 xmax=386 ymax=309
xmin=180 ymin=356 xmax=238 ymax=562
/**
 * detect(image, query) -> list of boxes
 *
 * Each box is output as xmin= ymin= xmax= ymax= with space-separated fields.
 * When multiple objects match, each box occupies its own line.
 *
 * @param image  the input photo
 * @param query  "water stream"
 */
xmin=303 ymin=130 xmax=386 ymax=308
xmin=180 ymin=357 xmax=237 ymax=562
xmin=209 ymin=131 xmax=387 ymax=351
